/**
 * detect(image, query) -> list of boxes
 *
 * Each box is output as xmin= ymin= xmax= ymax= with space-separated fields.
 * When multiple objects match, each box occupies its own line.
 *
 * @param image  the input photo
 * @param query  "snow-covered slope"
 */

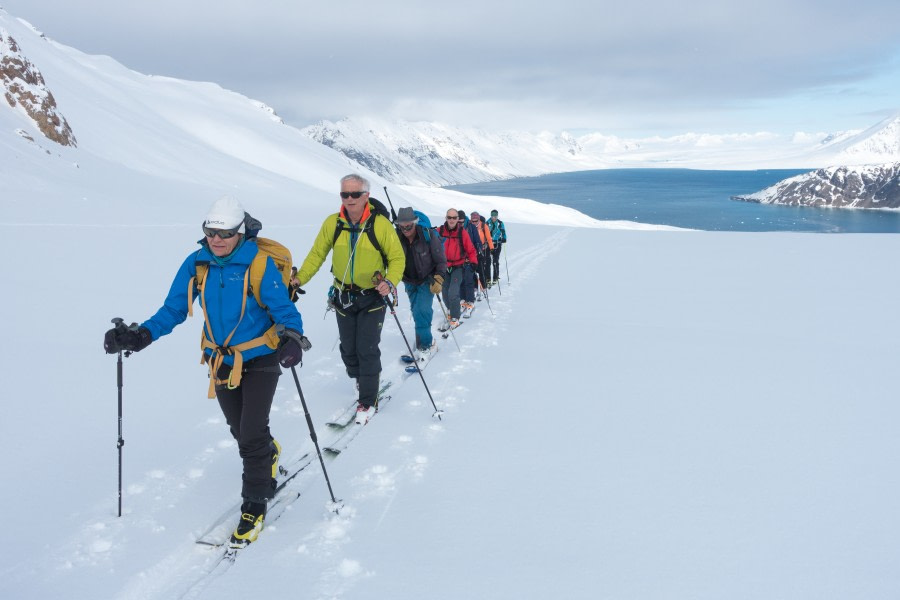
xmin=817 ymin=114 xmax=900 ymax=165
xmin=8 ymin=223 xmax=900 ymax=600
xmin=301 ymin=115 xmax=900 ymax=186
xmin=0 ymin=9 xmax=615 ymax=231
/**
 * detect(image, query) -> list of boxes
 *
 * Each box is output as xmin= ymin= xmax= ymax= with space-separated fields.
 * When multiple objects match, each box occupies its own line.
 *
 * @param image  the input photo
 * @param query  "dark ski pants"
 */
xmin=490 ymin=245 xmax=503 ymax=281
xmin=335 ymin=291 xmax=387 ymax=408
xmin=215 ymin=352 xmax=281 ymax=502
xmin=441 ymin=267 xmax=464 ymax=320
xmin=475 ymin=253 xmax=489 ymax=291
xmin=460 ymin=263 xmax=475 ymax=303
xmin=404 ymin=281 xmax=435 ymax=350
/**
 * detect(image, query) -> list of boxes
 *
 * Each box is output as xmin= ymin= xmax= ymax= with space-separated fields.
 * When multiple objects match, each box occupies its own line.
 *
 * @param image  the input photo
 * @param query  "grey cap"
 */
xmin=396 ymin=207 xmax=417 ymax=222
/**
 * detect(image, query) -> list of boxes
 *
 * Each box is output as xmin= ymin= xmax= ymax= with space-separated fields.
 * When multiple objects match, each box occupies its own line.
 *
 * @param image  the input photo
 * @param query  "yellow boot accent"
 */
xmin=230 ymin=509 xmax=265 ymax=548
xmin=271 ymin=439 xmax=282 ymax=479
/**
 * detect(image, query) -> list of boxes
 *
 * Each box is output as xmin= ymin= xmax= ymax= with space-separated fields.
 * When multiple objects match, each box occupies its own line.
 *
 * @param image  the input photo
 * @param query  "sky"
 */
xmin=3 ymin=1 xmax=900 ymax=136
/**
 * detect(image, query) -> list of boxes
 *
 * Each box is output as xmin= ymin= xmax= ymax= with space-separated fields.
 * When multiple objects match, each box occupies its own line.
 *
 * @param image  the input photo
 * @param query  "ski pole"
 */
xmin=475 ymin=272 xmax=495 ymax=316
xmin=490 ymin=249 xmax=502 ymax=295
xmin=110 ymin=317 xmax=129 ymax=517
xmin=435 ymin=293 xmax=461 ymax=352
xmin=289 ymin=364 xmax=342 ymax=512
xmin=503 ymin=242 xmax=510 ymax=284
xmin=375 ymin=273 xmax=443 ymax=419
xmin=382 ymin=186 xmax=398 ymax=222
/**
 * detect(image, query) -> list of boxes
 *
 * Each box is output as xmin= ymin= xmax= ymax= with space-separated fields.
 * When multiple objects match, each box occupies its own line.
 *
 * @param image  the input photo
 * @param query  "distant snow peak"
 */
xmin=1 ymin=28 xmax=76 ymax=147
xmin=301 ymin=117 xmax=604 ymax=186
xmin=733 ymin=163 xmax=900 ymax=208
xmin=840 ymin=115 xmax=900 ymax=157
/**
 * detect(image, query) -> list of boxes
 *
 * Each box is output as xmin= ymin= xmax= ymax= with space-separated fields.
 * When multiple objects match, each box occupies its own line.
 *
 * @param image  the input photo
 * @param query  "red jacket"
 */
xmin=438 ymin=223 xmax=478 ymax=267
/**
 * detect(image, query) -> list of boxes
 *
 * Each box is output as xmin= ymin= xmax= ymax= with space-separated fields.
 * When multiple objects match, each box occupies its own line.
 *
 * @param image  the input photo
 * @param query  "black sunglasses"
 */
xmin=202 ymin=224 xmax=241 ymax=239
xmin=340 ymin=191 xmax=368 ymax=199
xmin=398 ymin=222 xmax=416 ymax=231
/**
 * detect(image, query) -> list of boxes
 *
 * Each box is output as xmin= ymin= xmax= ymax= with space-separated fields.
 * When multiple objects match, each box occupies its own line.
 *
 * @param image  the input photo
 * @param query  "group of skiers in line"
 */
xmin=101 ymin=173 xmax=507 ymax=549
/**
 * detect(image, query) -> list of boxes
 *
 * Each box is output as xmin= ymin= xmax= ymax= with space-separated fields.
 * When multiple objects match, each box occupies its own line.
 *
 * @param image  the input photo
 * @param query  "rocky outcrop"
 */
xmin=733 ymin=164 xmax=900 ymax=209
xmin=2 ymin=29 xmax=76 ymax=146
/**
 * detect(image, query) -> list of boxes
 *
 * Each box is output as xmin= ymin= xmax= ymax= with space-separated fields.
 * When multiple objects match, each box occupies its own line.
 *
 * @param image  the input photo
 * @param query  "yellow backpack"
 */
xmin=188 ymin=237 xmax=296 ymax=397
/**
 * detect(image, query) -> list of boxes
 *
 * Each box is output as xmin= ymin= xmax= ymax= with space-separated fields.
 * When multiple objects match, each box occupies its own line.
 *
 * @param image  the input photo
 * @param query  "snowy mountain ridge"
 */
xmin=733 ymin=162 xmax=900 ymax=209
xmin=301 ymin=117 xmax=605 ymax=187
xmin=301 ymin=114 xmax=900 ymax=186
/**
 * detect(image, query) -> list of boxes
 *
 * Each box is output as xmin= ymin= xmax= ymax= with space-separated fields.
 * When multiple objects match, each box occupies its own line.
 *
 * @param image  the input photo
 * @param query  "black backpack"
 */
xmin=332 ymin=197 xmax=391 ymax=268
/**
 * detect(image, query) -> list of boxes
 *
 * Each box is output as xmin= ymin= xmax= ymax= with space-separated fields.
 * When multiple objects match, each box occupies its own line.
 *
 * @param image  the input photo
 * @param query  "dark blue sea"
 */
xmin=447 ymin=169 xmax=900 ymax=233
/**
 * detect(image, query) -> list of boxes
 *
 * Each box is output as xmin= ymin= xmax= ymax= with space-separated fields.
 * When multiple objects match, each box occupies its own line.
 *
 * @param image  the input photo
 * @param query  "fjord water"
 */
xmin=448 ymin=169 xmax=900 ymax=232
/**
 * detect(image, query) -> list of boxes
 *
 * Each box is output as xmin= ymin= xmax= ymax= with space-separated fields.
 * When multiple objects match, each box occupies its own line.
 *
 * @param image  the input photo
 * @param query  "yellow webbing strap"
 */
xmin=194 ymin=265 xmax=279 ymax=398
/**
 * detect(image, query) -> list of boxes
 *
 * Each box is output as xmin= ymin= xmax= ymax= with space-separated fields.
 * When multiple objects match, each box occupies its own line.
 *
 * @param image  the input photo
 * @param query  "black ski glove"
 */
xmin=104 ymin=323 xmax=153 ymax=354
xmin=277 ymin=327 xmax=311 ymax=368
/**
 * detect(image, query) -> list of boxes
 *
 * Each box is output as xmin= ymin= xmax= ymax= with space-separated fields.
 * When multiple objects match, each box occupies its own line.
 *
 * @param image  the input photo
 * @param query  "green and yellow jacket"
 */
xmin=296 ymin=202 xmax=405 ymax=290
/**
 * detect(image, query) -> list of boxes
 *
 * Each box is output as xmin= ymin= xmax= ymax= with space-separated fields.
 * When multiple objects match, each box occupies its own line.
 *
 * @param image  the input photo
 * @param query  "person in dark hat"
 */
xmin=394 ymin=207 xmax=447 ymax=361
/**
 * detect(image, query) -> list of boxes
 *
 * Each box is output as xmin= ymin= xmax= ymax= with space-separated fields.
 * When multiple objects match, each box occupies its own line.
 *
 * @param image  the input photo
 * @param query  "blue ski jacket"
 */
xmin=141 ymin=238 xmax=304 ymax=366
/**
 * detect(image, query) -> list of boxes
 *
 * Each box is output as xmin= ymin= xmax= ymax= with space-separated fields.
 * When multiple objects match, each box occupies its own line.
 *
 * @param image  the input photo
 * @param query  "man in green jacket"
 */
xmin=295 ymin=174 xmax=405 ymax=423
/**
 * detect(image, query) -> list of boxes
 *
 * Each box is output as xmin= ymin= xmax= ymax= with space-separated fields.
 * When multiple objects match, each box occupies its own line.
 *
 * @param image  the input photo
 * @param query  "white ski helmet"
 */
xmin=204 ymin=195 xmax=246 ymax=233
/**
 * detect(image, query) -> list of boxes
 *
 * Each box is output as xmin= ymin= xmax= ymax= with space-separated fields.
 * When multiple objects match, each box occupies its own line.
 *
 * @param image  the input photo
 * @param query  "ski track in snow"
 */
xmin=302 ymin=229 xmax=572 ymax=599
xmin=44 ymin=230 xmax=572 ymax=600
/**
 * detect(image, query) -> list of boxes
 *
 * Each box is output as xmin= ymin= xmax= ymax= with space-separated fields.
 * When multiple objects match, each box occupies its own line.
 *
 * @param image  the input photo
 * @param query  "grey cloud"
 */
xmin=4 ymin=0 xmax=900 ymax=134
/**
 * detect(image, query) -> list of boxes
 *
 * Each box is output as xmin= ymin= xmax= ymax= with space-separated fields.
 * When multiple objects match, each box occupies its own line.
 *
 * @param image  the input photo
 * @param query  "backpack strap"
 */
xmin=333 ymin=215 xmax=389 ymax=270
xmin=188 ymin=260 xmax=209 ymax=317
xmin=191 ymin=259 xmax=279 ymax=398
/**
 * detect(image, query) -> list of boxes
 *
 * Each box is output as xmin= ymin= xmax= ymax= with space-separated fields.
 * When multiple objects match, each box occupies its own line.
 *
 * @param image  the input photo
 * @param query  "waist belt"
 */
xmin=333 ymin=280 xmax=375 ymax=294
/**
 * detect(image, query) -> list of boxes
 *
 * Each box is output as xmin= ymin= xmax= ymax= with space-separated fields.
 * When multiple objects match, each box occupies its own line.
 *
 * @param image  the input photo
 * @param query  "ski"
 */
xmin=185 ymin=486 xmax=304 ymax=596
xmin=325 ymin=380 xmax=393 ymax=429
xmin=323 ymin=394 xmax=392 ymax=456
xmin=403 ymin=344 xmax=438 ymax=374
xmin=440 ymin=321 xmax=463 ymax=338
xmin=437 ymin=320 xmax=463 ymax=332
xmin=462 ymin=305 xmax=476 ymax=319
xmin=325 ymin=401 xmax=360 ymax=429
xmin=195 ymin=451 xmax=314 ymax=547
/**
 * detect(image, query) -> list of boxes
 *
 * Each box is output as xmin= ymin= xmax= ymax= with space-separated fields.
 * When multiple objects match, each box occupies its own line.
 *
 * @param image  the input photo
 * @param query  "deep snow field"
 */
xmin=4 ymin=220 xmax=900 ymax=599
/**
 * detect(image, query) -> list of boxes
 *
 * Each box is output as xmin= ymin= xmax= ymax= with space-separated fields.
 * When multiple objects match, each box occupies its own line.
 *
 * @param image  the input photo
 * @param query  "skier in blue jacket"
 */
xmin=103 ymin=196 xmax=308 ymax=549
xmin=487 ymin=209 xmax=507 ymax=285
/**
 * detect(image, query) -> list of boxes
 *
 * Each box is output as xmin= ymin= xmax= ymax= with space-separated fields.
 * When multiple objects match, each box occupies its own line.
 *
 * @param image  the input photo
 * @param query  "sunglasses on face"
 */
xmin=203 ymin=224 xmax=241 ymax=239
xmin=340 ymin=191 xmax=368 ymax=199
xmin=398 ymin=222 xmax=416 ymax=231
xmin=446 ymin=215 xmax=458 ymax=220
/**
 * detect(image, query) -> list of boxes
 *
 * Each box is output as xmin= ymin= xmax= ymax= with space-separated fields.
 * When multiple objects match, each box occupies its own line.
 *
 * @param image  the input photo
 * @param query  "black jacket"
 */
xmin=397 ymin=225 xmax=448 ymax=285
